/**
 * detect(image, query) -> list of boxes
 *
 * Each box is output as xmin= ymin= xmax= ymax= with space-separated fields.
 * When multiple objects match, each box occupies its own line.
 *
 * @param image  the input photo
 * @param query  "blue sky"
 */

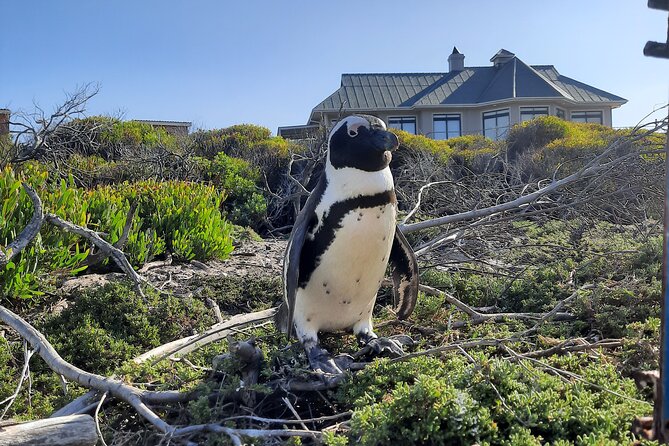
xmin=2 ymin=1 xmax=668 ymax=135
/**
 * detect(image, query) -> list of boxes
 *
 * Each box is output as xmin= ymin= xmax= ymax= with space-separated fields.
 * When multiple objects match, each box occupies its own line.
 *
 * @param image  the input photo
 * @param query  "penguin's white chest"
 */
xmin=295 ymin=202 xmax=396 ymax=332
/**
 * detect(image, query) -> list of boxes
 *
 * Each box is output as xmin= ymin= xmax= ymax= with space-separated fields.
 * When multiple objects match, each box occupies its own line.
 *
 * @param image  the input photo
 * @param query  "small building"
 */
xmin=0 ymin=109 xmax=10 ymax=137
xmin=133 ymin=120 xmax=192 ymax=137
xmin=278 ymin=48 xmax=627 ymax=141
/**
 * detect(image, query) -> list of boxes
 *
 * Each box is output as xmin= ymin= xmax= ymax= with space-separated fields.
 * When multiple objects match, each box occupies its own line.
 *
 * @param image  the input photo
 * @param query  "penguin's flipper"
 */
xmin=280 ymin=177 xmax=326 ymax=338
xmin=389 ymin=227 xmax=419 ymax=320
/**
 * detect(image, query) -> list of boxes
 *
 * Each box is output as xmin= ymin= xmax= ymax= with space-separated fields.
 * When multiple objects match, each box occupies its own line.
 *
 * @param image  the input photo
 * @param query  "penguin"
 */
xmin=276 ymin=114 xmax=419 ymax=376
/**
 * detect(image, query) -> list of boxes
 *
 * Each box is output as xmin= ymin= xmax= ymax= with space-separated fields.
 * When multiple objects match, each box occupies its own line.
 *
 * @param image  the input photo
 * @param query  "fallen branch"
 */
xmin=171 ymin=424 xmax=321 ymax=445
xmin=82 ymin=200 xmax=138 ymax=268
xmin=418 ymin=284 xmax=574 ymax=328
xmin=135 ymin=307 xmax=278 ymax=363
xmin=45 ymin=213 xmax=145 ymax=297
xmin=519 ymin=338 xmax=623 ymax=359
xmin=0 ymin=184 xmax=44 ymax=268
xmin=0 ymin=414 xmax=97 ymax=446
xmin=0 ymin=304 xmax=191 ymax=435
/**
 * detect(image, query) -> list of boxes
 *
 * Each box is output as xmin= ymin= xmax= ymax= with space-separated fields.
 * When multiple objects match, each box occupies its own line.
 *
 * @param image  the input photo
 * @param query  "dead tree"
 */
xmin=8 ymin=84 xmax=100 ymax=166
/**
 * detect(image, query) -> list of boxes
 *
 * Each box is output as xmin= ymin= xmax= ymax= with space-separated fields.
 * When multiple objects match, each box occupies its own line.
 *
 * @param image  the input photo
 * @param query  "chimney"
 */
xmin=448 ymin=46 xmax=465 ymax=72
xmin=0 ymin=109 xmax=9 ymax=137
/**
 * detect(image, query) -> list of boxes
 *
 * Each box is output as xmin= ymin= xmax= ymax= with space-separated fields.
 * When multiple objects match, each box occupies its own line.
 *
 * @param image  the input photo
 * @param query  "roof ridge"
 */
xmin=516 ymin=59 xmax=574 ymax=100
xmin=475 ymin=57 xmax=516 ymax=103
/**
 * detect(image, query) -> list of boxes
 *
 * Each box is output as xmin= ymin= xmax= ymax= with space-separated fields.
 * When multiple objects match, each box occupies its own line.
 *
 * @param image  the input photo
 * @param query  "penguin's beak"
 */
xmin=372 ymin=130 xmax=399 ymax=152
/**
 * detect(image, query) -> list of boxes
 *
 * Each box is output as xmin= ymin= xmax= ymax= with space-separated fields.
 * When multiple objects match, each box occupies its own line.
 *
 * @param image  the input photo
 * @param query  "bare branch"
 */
xmin=44 ymin=213 xmax=145 ymax=297
xmin=0 ymin=184 xmax=44 ymax=268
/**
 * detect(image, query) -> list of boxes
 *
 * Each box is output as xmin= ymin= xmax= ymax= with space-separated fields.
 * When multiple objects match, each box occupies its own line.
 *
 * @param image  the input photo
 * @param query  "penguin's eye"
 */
xmin=348 ymin=128 xmax=358 ymax=137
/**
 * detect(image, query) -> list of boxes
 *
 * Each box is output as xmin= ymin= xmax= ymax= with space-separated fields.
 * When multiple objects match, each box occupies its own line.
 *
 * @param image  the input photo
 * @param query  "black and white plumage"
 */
xmin=276 ymin=115 xmax=419 ymax=376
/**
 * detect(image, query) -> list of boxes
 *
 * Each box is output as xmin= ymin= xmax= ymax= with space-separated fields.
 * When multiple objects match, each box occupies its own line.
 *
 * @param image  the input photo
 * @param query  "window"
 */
xmin=432 ymin=114 xmax=461 ymax=140
xmin=520 ymin=107 xmax=548 ymax=122
xmin=556 ymin=108 xmax=566 ymax=120
xmin=571 ymin=111 xmax=603 ymax=124
xmin=388 ymin=117 xmax=416 ymax=134
xmin=483 ymin=109 xmax=510 ymax=141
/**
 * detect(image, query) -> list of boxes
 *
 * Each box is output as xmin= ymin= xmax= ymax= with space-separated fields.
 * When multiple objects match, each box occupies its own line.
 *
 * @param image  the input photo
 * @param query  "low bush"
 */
xmin=199 ymin=152 xmax=267 ymax=228
xmin=330 ymin=354 xmax=646 ymax=445
xmin=40 ymin=282 xmax=213 ymax=374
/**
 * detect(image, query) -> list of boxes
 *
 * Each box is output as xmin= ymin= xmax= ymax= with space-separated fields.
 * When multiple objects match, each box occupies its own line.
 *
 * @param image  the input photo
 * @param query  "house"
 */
xmin=133 ymin=120 xmax=191 ymax=137
xmin=278 ymin=48 xmax=626 ymax=141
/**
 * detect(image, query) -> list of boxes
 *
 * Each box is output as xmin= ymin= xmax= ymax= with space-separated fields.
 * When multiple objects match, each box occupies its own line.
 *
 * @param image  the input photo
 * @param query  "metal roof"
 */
xmin=311 ymin=51 xmax=626 ymax=117
xmin=133 ymin=119 xmax=192 ymax=127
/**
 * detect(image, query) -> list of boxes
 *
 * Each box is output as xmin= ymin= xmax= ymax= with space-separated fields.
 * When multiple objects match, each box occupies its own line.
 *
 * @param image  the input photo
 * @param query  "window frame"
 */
xmin=570 ymin=111 xmax=603 ymax=124
xmin=520 ymin=106 xmax=549 ymax=122
xmin=432 ymin=113 xmax=462 ymax=140
xmin=482 ymin=108 xmax=510 ymax=141
xmin=388 ymin=116 xmax=417 ymax=134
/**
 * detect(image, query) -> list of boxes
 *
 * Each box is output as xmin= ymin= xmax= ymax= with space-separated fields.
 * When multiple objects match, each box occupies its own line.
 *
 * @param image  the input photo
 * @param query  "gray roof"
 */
xmin=311 ymin=54 xmax=626 ymax=117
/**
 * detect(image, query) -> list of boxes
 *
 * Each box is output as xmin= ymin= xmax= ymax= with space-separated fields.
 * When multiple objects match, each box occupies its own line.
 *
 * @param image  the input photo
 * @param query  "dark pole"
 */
xmin=645 ymin=0 xmax=669 ymax=441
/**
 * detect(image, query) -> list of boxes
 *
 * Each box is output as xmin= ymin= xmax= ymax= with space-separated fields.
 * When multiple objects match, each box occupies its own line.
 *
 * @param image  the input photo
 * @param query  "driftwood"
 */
xmin=0 ymin=415 xmax=97 ymax=446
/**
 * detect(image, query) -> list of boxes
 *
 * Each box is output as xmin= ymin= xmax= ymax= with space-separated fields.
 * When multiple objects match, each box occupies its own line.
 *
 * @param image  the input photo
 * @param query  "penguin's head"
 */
xmin=327 ymin=115 xmax=399 ymax=172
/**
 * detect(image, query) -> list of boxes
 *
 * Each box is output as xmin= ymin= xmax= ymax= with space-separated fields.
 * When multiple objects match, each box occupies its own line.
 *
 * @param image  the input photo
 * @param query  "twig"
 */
xmin=221 ymin=411 xmax=353 ymax=425
xmin=401 ymin=180 xmax=452 ymax=225
xmin=0 ymin=341 xmax=34 ymax=420
xmin=94 ymin=392 xmax=108 ymax=446
xmin=512 ymin=284 xmax=595 ymax=339
xmin=502 ymin=345 xmax=651 ymax=406
xmin=282 ymin=397 xmax=311 ymax=433
xmin=418 ymin=284 xmax=573 ymax=328
xmin=389 ymin=338 xmax=504 ymax=364
xmin=170 ymin=424 xmax=321 ymax=441
xmin=519 ymin=339 xmax=623 ymax=359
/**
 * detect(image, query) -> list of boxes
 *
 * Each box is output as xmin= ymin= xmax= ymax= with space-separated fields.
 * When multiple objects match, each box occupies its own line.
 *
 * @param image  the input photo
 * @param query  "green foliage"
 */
xmin=191 ymin=124 xmax=273 ymax=159
xmin=393 ymin=129 xmax=455 ymax=164
xmin=100 ymin=119 xmax=176 ymax=149
xmin=421 ymin=219 xmax=663 ymax=342
xmin=200 ymin=152 xmax=267 ymax=228
xmin=40 ymin=282 xmax=213 ymax=374
xmin=0 ymin=164 xmax=234 ymax=301
xmin=197 ymin=274 xmax=281 ymax=315
xmin=338 ymin=354 xmax=648 ymax=445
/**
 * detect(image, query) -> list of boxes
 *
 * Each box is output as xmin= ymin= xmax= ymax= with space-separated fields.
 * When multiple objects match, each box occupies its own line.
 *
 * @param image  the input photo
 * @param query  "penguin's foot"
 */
xmin=307 ymin=346 xmax=353 ymax=382
xmin=355 ymin=334 xmax=414 ymax=359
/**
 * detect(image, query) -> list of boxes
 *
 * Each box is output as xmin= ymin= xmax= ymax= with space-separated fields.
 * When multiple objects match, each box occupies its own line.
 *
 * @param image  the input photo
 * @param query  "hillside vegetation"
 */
xmin=0 ymin=109 xmax=666 ymax=445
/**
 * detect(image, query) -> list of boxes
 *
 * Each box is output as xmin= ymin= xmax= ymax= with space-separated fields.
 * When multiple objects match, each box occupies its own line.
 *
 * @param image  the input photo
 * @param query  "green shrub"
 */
xmin=191 ymin=124 xmax=273 ymax=159
xmin=40 ymin=282 xmax=213 ymax=374
xmin=393 ymin=129 xmax=455 ymax=164
xmin=338 ymin=354 xmax=648 ymax=445
xmin=200 ymin=152 xmax=267 ymax=228
xmin=0 ymin=165 xmax=234 ymax=300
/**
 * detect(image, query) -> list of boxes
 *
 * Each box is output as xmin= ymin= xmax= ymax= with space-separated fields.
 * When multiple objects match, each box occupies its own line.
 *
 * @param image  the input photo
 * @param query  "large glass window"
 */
xmin=432 ymin=114 xmax=461 ymax=140
xmin=483 ymin=109 xmax=510 ymax=141
xmin=520 ymin=107 xmax=548 ymax=122
xmin=388 ymin=117 xmax=416 ymax=134
xmin=571 ymin=111 xmax=603 ymax=124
